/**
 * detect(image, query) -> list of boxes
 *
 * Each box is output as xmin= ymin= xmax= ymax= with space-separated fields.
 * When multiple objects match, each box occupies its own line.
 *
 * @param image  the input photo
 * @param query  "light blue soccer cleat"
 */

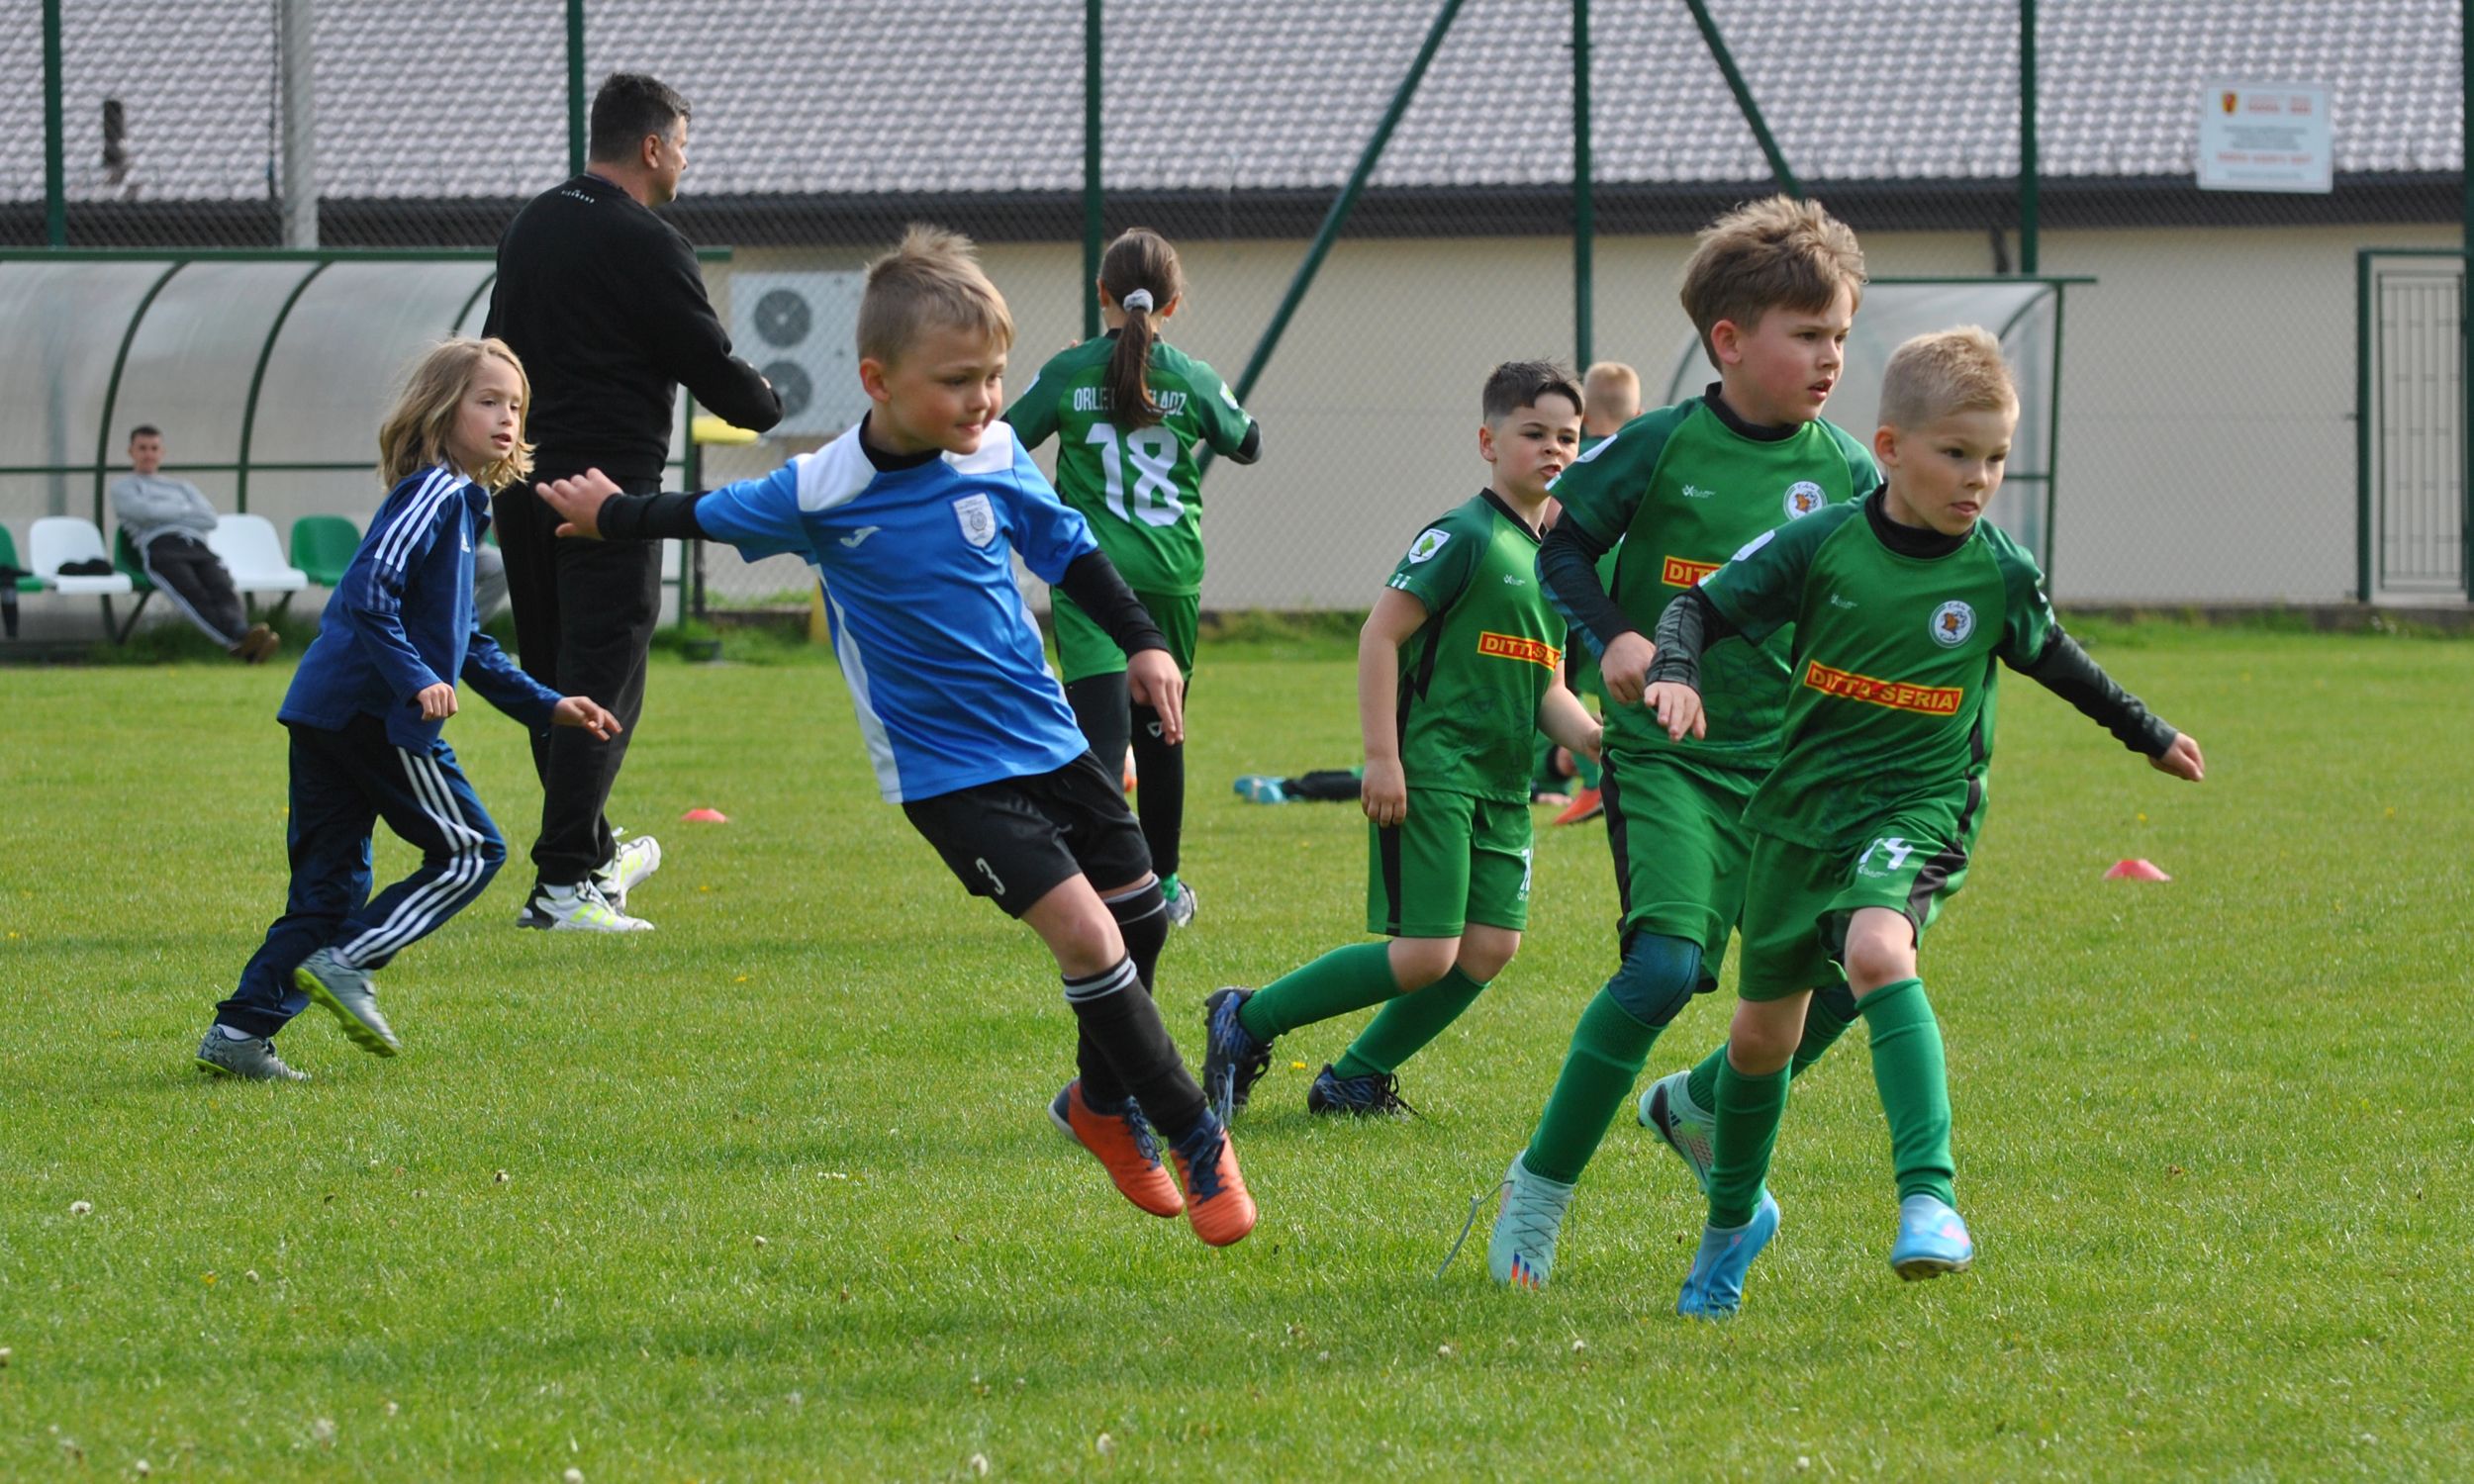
xmin=1231 ymin=775 xmax=1287 ymax=804
xmin=1486 ymin=1152 xmax=1576 ymax=1290
xmin=1888 ymin=1194 xmax=1975 ymax=1279
xmin=1675 ymin=1189 xmax=1781 ymax=1319
xmin=1639 ymin=1068 xmax=1715 ymax=1192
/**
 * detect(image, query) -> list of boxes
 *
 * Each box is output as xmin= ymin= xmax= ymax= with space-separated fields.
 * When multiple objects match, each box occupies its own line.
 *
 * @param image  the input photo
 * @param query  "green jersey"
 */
xmin=1697 ymin=499 xmax=2057 ymax=851
xmin=1383 ymin=492 xmax=1567 ymax=803
xmin=1003 ymin=334 xmax=1256 ymax=597
xmin=1552 ymin=395 xmax=1879 ymax=768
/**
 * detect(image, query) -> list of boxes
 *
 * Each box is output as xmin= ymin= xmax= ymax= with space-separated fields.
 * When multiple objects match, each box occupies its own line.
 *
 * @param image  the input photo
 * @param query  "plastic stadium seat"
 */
xmin=28 ymin=516 xmax=137 ymax=641
xmin=0 ymin=523 xmax=37 ymax=637
xmin=208 ymin=513 xmax=311 ymax=612
xmin=290 ymin=514 xmax=360 ymax=589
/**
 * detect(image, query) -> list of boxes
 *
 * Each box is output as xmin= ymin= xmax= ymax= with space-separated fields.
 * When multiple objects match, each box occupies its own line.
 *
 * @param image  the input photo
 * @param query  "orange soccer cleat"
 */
xmin=1168 ymin=1116 xmax=1258 ymax=1247
xmin=1050 ymin=1080 xmax=1183 ymax=1218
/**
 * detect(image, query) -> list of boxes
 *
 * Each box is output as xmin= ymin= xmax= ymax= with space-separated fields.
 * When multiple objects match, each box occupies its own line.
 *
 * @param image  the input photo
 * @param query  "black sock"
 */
xmin=1064 ymin=957 xmax=1207 ymax=1143
xmin=1127 ymin=703 xmax=1184 ymax=878
xmin=1063 ymin=673 xmax=1132 ymax=786
xmin=1103 ymin=880 xmax=1168 ymax=991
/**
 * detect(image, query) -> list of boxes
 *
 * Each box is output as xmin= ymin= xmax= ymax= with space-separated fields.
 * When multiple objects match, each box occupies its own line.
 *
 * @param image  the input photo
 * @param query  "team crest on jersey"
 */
xmin=1930 ymin=600 xmax=1976 ymax=647
xmin=952 ymin=494 xmax=998 ymax=547
xmin=1783 ymin=481 xmax=1827 ymax=518
xmin=1405 ymin=527 xmax=1451 ymax=564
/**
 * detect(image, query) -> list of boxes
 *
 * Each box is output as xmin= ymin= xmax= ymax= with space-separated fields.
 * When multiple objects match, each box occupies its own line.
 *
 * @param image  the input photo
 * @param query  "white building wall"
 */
xmin=712 ymin=219 xmax=2461 ymax=608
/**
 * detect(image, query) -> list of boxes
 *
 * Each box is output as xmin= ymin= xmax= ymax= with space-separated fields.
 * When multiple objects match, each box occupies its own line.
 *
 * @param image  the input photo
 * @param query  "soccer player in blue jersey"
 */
xmin=197 ymin=338 xmax=619 ymax=1080
xmin=532 ymin=227 xmax=1257 ymax=1247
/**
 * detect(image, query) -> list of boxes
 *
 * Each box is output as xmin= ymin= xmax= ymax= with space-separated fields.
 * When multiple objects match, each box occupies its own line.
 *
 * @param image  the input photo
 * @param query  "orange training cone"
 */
xmin=681 ymin=807 xmax=729 ymax=823
xmin=2104 ymin=858 xmax=2170 ymax=881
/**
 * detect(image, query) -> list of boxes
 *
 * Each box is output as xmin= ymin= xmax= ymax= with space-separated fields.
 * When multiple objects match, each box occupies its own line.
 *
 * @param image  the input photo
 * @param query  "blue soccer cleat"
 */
xmin=1200 ymin=987 xmax=1274 ymax=1122
xmin=1232 ymin=774 xmax=1288 ymax=804
xmin=1888 ymin=1194 xmax=1975 ymax=1279
xmin=1676 ymin=1190 xmax=1781 ymax=1319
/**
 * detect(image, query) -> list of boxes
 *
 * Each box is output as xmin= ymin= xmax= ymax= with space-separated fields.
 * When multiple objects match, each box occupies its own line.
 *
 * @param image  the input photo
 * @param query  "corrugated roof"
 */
xmin=8 ymin=0 xmax=2460 ymax=204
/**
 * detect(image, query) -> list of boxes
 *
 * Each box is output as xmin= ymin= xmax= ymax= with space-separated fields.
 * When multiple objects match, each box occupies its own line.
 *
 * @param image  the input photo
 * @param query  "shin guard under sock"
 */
xmin=1857 ymin=977 xmax=1954 ymax=1207
xmin=1074 ymin=882 xmax=1171 ymax=1105
xmin=1065 ymin=957 xmax=1206 ymax=1142
xmin=1238 ymin=940 xmax=1397 ymax=1042
xmin=1332 ymin=966 xmax=1486 ymax=1079
xmin=1707 ymin=1057 xmax=1790 ymax=1230
xmin=1523 ymin=989 xmax=1658 ymax=1184
xmin=1127 ymin=704 xmax=1184 ymax=879
xmin=1684 ymin=981 xmax=1857 ymax=1113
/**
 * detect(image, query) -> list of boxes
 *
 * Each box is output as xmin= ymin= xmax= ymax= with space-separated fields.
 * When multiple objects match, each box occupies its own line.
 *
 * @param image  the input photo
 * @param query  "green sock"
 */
xmin=1522 ymin=988 xmax=1659 ymax=1184
xmin=1331 ymin=966 xmax=1488 ymax=1079
xmin=1683 ymin=986 xmax=1856 ymax=1112
xmin=1238 ymin=941 xmax=1398 ymax=1042
xmin=1857 ymin=977 xmax=1955 ymax=1207
xmin=1707 ymin=1058 xmax=1790 ymax=1230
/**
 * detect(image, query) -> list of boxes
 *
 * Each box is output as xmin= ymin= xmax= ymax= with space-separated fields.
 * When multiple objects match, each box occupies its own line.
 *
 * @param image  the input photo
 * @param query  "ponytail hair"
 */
xmin=1097 ymin=227 xmax=1184 ymax=429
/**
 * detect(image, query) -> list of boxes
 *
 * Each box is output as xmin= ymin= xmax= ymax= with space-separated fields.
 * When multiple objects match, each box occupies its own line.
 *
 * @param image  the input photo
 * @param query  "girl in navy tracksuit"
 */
xmin=197 ymin=337 xmax=618 ymax=1080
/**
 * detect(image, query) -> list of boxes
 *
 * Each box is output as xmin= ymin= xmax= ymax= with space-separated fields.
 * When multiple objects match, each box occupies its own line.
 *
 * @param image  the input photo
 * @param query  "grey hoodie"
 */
xmin=111 ymin=473 xmax=219 ymax=548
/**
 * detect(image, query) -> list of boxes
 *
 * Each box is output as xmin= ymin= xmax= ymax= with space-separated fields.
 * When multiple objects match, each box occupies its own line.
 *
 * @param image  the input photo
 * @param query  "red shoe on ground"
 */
xmin=1049 ymin=1079 xmax=1183 ymax=1218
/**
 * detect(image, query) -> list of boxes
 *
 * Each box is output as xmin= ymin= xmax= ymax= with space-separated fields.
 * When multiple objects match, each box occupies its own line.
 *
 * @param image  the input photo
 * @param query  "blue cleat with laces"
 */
xmin=1676 ymin=1189 xmax=1781 ymax=1319
xmin=1888 ymin=1193 xmax=1975 ymax=1279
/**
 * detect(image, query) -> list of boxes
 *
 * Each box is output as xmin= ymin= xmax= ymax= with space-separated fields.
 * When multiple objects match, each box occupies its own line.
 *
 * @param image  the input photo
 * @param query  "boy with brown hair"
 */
xmin=1487 ymin=196 xmax=1879 ymax=1288
xmin=534 ymin=226 xmax=1255 ymax=1247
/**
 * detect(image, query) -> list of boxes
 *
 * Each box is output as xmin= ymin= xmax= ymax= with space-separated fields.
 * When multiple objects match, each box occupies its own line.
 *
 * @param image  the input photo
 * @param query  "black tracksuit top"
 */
xmin=484 ymin=172 xmax=783 ymax=482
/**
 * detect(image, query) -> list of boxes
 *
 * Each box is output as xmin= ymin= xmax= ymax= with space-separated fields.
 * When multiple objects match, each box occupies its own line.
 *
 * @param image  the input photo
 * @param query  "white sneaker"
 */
xmin=592 ymin=834 xmax=663 ymax=912
xmin=517 ymin=880 xmax=653 ymax=932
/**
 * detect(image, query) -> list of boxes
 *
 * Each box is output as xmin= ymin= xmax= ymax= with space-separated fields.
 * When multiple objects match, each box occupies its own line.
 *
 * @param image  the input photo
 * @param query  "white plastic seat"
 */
xmin=207 ymin=513 xmax=310 ymax=594
xmin=29 ymin=516 xmax=135 ymax=596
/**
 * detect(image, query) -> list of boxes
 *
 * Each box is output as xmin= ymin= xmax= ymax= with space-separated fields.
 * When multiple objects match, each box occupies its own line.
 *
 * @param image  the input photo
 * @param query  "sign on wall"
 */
xmin=2197 ymin=83 xmax=2332 ymax=193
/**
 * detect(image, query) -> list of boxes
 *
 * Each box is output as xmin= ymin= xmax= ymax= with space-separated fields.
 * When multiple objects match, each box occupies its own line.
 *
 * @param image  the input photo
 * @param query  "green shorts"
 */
xmin=1735 ymin=820 xmax=1973 ymax=1001
xmin=1600 ymin=744 xmax=1760 ymax=990
xmin=1369 ymin=788 xmax=1534 ymax=938
xmin=1052 ymin=589 xmax=1199 ymax=682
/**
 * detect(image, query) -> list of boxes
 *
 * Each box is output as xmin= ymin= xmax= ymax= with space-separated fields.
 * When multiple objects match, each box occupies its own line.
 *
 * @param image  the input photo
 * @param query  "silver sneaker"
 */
xmin=592 ymin=833 xmax=663 ymax=912
xmin=195 ymin=1028 xmax=310 ymax=1081
xmin=294 ymin=947 xmax=401 ymax=1056
xmin=1164 ymin=879 xmax=1198 ymax=929
xmin=1640 ymin=1068 xmax=1716 ymax=1192
xmin=517 ymin=880 xmax=654 ymax=932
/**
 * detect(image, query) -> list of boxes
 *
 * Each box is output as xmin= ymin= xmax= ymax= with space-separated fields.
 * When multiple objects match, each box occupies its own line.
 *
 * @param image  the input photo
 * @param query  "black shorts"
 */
xmin=901 ymin=751 xmax=1153 ymax=917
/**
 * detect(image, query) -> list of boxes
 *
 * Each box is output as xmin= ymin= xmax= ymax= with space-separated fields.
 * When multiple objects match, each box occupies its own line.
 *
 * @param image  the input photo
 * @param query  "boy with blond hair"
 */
xmin=1579 ymin=361 xmax=1642 ymax=443
xmin=1488 ymin=196 xmax=1879 ymax=1288
xmin=533 ymin=226 xmax=1256 ymax=1247
xmin=1639 ymin=326 xmax=2202 ymax=1313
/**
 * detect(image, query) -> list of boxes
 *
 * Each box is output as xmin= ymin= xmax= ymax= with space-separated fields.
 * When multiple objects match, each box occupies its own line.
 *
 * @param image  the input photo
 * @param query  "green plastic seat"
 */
xmin=290 ymin=514 xmax=361 ymax=589
xmin=113 ymin=526 xmax=157 ymax=593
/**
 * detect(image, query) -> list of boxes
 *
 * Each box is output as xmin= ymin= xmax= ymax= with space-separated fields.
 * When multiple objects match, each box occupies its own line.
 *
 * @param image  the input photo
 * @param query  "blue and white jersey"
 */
xmin=693 ymin=420 xmax=1095 ymax=802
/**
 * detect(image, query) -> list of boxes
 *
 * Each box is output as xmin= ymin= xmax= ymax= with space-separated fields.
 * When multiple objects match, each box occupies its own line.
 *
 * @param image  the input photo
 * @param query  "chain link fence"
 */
xmin=7 ymin=0 xmax=2464 ymax=617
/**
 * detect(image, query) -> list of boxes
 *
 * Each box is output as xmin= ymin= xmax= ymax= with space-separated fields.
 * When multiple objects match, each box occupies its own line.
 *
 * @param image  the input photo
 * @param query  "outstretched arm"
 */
xmin=534 ymin=469 xmax=708 ymax=541
xmin=2013 ymin=630 xmax=2200 ymax=779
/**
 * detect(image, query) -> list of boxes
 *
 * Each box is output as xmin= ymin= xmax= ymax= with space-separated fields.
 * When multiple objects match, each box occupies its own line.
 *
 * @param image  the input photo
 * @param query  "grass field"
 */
xmin=4 ymin=621 xmax=2470 ymax=1480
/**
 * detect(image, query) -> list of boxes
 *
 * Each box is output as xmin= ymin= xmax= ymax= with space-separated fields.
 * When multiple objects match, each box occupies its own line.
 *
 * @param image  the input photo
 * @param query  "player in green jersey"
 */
xmin=1201 ymin=363 xmax=1603 ymax=1120
xmin=1532 ymin=359 xmax=1645 ymax=824
xmin=1005 ymin=229 xmax=1262 ymax=928
xmin=1638 ymin=327 xmax=2205 ymax=1315
xmin=1487 ymin=197 xmax=1876 ymax=1289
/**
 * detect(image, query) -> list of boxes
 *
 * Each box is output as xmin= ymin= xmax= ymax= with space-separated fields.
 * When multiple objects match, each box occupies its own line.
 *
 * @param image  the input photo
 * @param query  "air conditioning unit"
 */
xmin=729 ymin=271 xmax=868 ymax=439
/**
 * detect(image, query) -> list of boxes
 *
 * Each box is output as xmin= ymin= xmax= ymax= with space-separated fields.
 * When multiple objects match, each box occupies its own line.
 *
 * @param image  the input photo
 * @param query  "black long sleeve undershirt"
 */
xmin=581 ymin=490 xmax=1167 ymax=658
xmin=1644 ymin=587 xmax=1732 ymax=690
xmin=1538 ymin=517 xmax=1637 ymax=659
xmin=2016 ymin=630 xmax=2179 ymax=756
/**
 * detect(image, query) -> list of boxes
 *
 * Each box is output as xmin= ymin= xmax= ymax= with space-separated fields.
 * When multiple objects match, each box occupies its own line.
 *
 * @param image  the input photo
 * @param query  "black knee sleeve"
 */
xmin=1126 ymin=704 xmax=1185 ymax=877
xmin=1063 ymin=673 xmax=1132 ymax=782
xmin=1604 ymin=932 xmax=1705 ymax=1029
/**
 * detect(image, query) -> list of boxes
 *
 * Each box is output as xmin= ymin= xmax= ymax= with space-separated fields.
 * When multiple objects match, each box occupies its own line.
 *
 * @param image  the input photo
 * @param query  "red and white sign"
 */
xmin=2198 ymin=83 xmax=2331 ymax=194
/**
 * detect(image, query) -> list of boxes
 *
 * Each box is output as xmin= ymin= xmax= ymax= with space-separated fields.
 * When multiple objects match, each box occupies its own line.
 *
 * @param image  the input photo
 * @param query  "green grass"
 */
xmin=3 ymin=626 xmax=2469 ymax=1480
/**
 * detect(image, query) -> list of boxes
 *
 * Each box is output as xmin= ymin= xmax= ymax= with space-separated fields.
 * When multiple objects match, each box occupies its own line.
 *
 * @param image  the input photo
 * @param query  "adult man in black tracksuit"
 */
xmin=485 ymin=72 xmax=782 ymax=932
